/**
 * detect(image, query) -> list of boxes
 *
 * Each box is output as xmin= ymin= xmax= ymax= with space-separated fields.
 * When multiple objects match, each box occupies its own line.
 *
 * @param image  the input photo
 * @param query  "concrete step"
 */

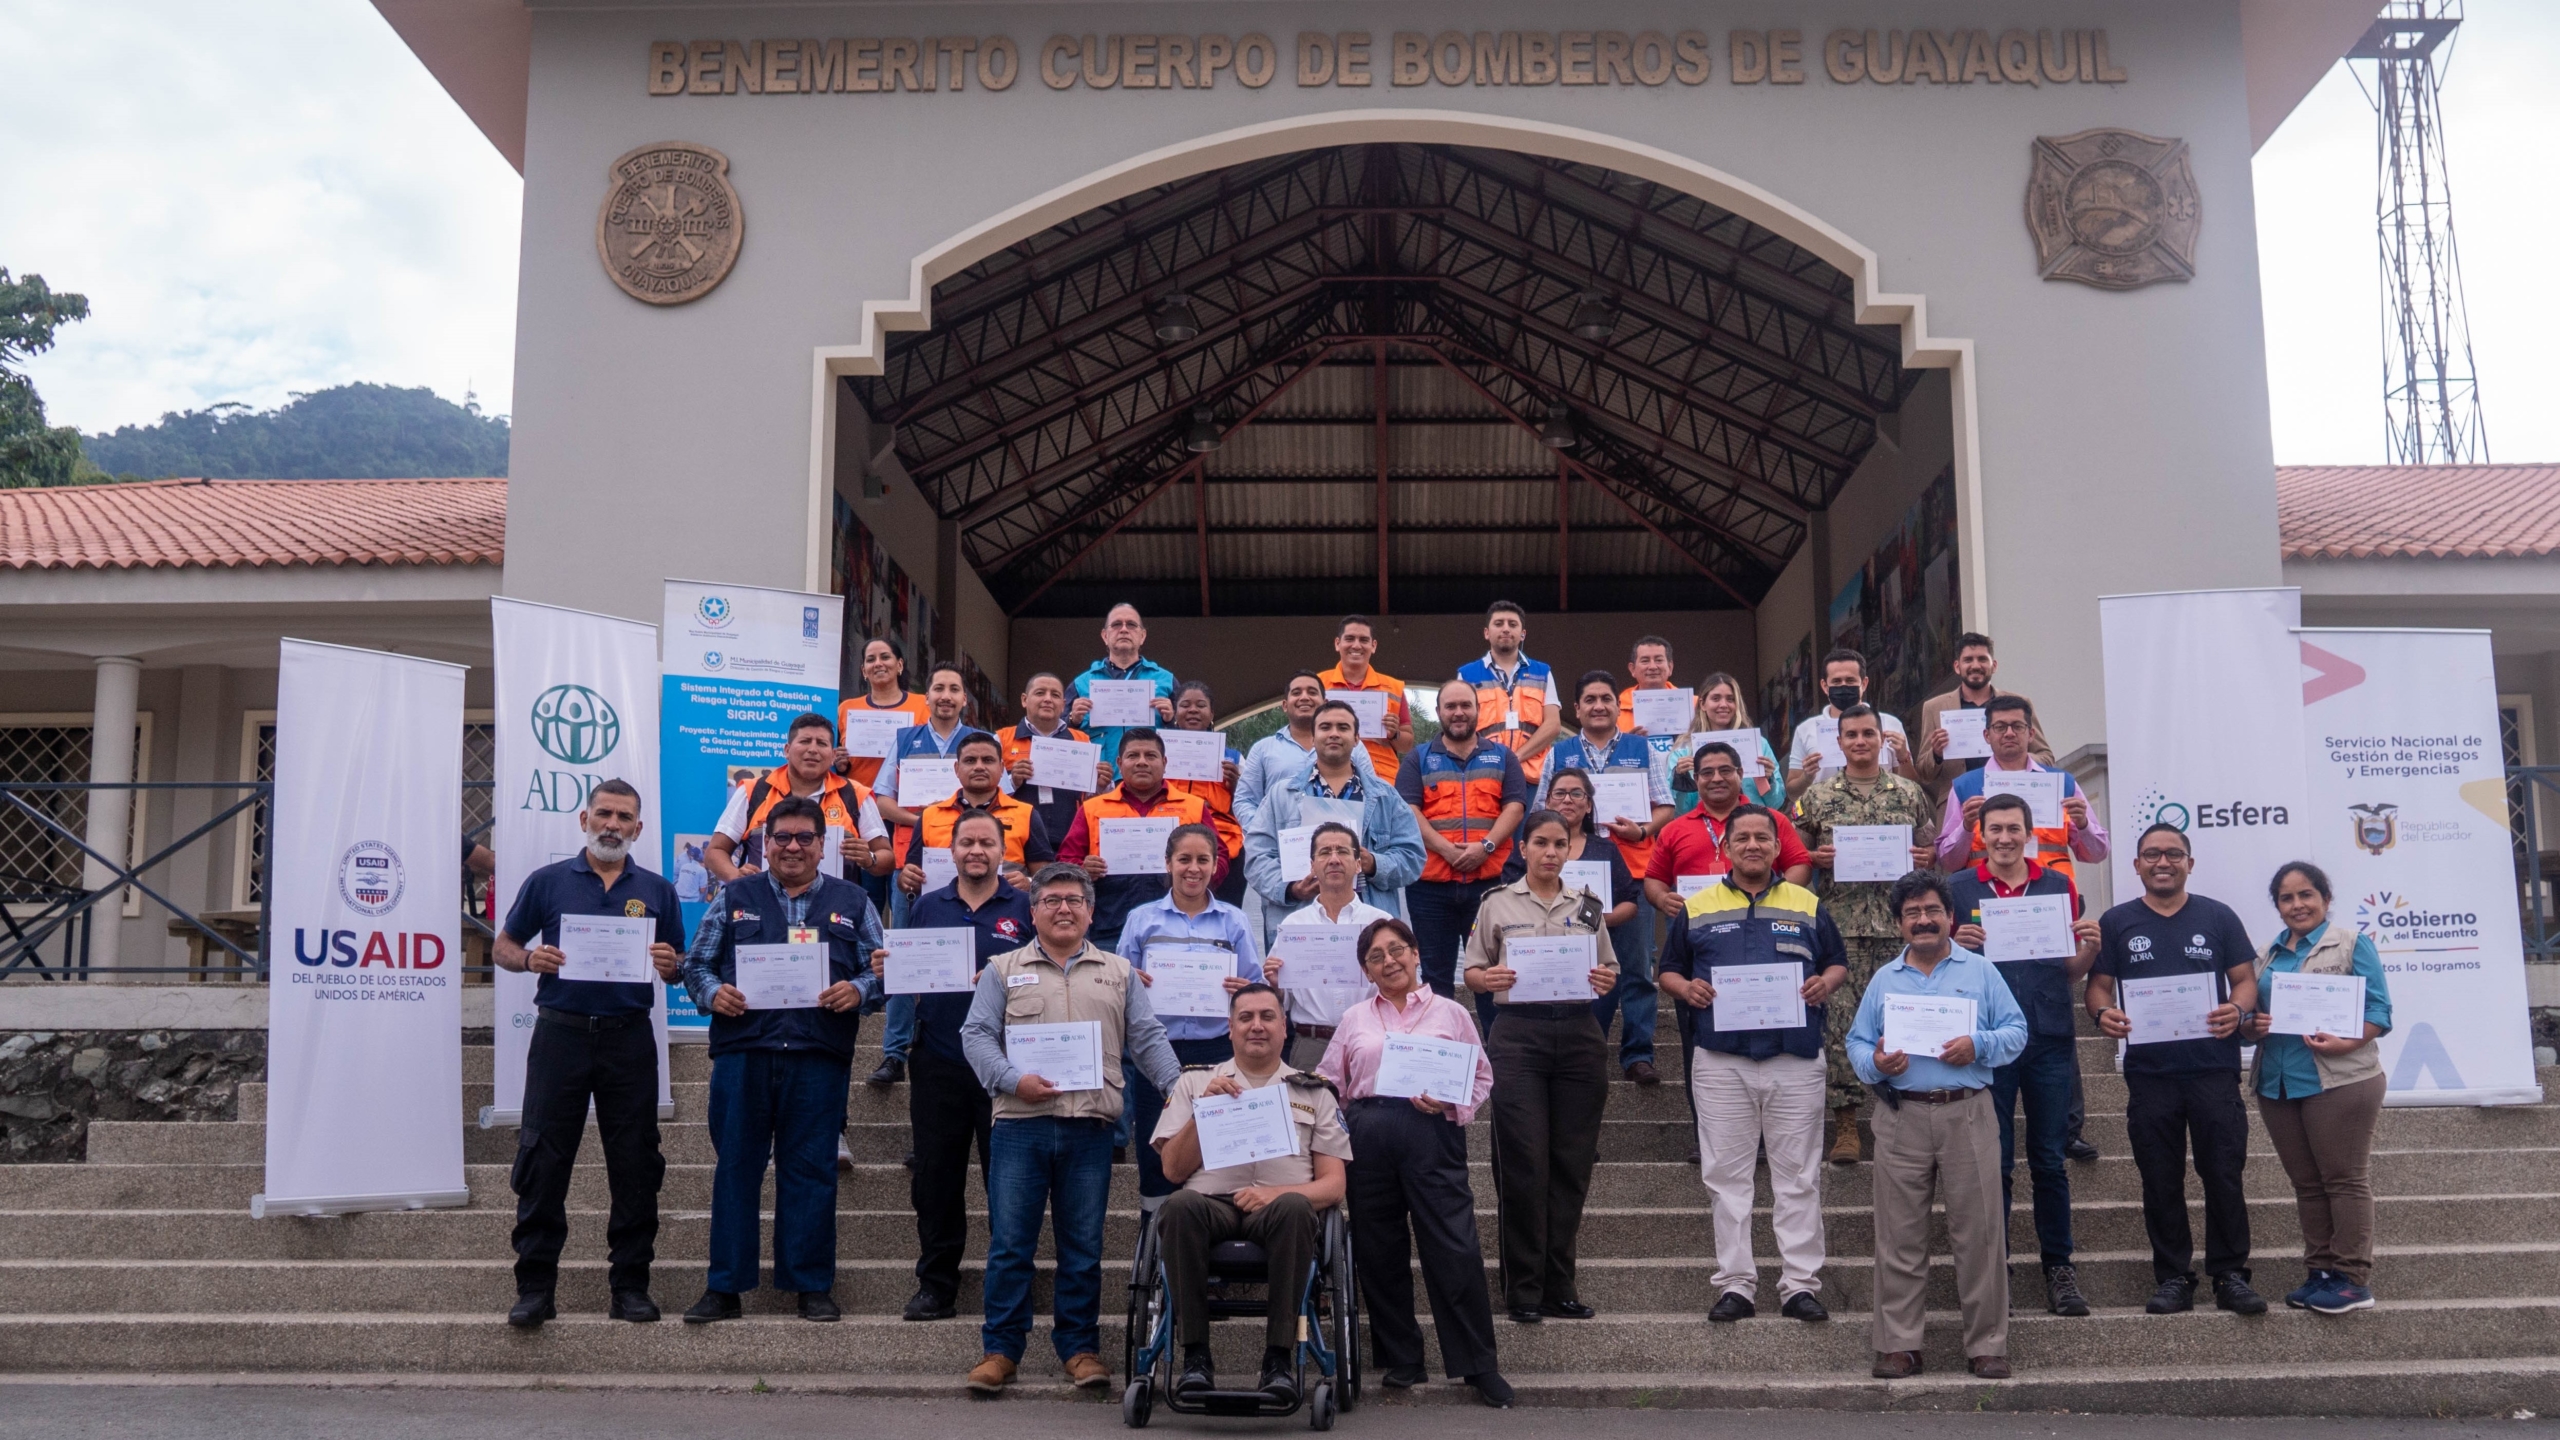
xmin=2 ymin=1299 xmax=2553 ymax=1376
xmin=7 ymin=1192 xmax=2550 ymax=1262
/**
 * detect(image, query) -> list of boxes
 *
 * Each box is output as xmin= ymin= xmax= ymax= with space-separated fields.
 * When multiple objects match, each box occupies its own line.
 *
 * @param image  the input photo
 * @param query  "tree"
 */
xmin=0 ymin=269 xmax=93 ymax=488
xmin=81 ymin=382 xmax=509 ymax=480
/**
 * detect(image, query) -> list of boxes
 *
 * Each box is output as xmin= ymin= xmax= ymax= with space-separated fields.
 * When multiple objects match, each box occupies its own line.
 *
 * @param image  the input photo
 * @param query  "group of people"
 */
xmin=485 ymin=602 xmax=2397 ymax=1392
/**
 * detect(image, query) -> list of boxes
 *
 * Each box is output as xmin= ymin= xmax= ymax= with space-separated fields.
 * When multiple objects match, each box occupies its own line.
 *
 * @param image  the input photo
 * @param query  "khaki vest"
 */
xmin=985 ymin=939 xmax=1137 ymax=1123
xmin=2251 ymin=924 xmax=2384 ymax=1093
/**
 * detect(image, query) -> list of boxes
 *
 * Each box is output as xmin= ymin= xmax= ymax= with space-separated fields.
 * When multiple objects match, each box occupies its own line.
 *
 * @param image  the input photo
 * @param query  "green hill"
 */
xmin=81 ymin=382 xmax=509 ymax=480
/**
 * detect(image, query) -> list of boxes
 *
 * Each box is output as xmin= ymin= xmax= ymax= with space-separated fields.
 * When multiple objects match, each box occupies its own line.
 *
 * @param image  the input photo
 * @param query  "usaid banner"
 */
xmin=254 ymin=641 xmax=467 ymax=1218
xmin=2099 ymin=589 xmax=2307 ymax=941
xmin=660 ymin=580 xmax=842 ymax=1034
xmin=2299 ymin=628 xmax=2540 ymax=1106
xmin=487 ymin=598 xmax=671 ymax=1125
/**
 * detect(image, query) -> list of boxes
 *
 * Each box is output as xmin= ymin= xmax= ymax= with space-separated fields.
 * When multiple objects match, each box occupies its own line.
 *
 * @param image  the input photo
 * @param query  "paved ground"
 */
xmin=0 ymin=1387 xmax=2545 ymax=1440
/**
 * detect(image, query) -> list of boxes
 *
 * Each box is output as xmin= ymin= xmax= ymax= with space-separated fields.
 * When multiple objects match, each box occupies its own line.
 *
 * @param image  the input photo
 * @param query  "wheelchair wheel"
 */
xmin=1122 ymin=1377 xmax=1154 ymax=1429
xmin=1309 ymin=1382 xmax=1335 ymax=1431
xmin=1122 ymin=1215 xmax=1161 ymax=1387
xmin=1326 ymin=1216 xmax=1361 ymax=1409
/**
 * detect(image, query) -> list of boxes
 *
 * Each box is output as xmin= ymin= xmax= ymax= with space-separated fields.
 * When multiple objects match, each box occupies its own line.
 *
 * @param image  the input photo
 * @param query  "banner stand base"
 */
xmin=2382 ymin=1086 xmax=2546 ymax=1109
xmin=251 ymin=1188 xmax=471 ymax=1219
xmin=477 ymin=1103 xmax=677 ymax=1129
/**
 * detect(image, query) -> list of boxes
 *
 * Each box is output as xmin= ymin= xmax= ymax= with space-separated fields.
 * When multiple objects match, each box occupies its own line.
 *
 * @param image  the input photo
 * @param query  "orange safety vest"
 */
xmin=1462 ymin=656 xmax=1554 ymax=784
xmin=1409 ymin=740 xmax=1519 ymax=884
xmin=1165 ymin=773 xmax=1244 ymax=859
xmin=1317 ymin=665 xmax=1408 ymax=785
xmin=1078 ymin=787 xmax=1212 ymax=851
xmin=999 ymin=720 xmax=1093 ymax=778
xmin=743 ymin=765 xmax=866 ymax=834
xmin=910 ymin=791 xmax=1038 ymax=865
xmin=838 ymin=691 xmax=931 ymax=790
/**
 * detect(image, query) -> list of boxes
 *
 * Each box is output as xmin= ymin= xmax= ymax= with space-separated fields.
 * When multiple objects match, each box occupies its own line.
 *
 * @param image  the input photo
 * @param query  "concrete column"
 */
xmin=80 ymin=656 xmax=141 ymax=977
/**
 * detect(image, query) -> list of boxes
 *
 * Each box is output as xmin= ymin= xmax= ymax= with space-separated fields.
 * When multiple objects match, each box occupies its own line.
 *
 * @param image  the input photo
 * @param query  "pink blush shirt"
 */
xmin=1316 ymin=987 xmax=1496 ymax=1127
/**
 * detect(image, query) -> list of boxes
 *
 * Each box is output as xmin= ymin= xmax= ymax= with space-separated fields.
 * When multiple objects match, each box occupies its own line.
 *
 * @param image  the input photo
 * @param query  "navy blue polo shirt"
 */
xmin=501 ymin=851 xmax=686 ymax=1017
xmin=905 ymin=879 xmax=1034 ymax=1069
xmin=1947 ymin=862 xmax=2084 ymax=1040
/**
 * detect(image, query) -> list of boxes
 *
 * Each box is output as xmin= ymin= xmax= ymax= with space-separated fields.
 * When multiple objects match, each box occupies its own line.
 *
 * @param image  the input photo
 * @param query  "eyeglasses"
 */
xmin=1034 ymin=894 xmax=1091 ymax=911
xmin=2137 ymin=847 xmax=2191 ymax=863
xmin=1365 ymin=943 xmax=1416 ymax=962
xmin=766 ymin=831 xmax=821 ymax=849
xmin=1987 ymin=721 xmax=2031 ymax=735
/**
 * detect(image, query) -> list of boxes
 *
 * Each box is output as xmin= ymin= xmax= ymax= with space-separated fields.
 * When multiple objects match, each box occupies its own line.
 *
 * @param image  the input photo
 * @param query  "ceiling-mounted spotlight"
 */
xmin=1150 ymin=292 xmax=1202 ymax=343
xmin=1184 ymin=406 xmax=1222 ymax=453
xmin=1568 ymin=291 xmax=1619 ymax=341
xmin=1540 ymin=401 xmax=1577 ymax=451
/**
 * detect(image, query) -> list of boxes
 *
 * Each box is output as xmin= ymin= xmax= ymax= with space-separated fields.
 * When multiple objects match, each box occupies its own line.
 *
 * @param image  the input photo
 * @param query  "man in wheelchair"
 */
xmin=1150 ymin=982 xmax=1351 ymax=1406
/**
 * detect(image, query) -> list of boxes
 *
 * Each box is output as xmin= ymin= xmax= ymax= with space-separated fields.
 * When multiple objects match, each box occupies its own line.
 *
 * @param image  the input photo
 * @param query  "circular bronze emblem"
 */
xmin=596 ymin=142 xmax=742 ymax=305
xmin=2026 ymin=129 xmax=2200 ymax=290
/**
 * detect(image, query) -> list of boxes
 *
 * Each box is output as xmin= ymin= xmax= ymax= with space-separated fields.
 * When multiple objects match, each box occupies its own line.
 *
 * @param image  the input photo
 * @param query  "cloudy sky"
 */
xmin=7 ymin=0 xmax=2555 ymax=463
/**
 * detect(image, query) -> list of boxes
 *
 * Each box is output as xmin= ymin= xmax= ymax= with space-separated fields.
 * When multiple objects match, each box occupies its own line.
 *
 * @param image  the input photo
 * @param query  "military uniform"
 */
xmin=1792 ymin=770 xmax=1934 ymax=1111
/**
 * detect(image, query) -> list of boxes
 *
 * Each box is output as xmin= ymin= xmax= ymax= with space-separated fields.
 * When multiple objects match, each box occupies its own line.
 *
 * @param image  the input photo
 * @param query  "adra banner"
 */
xmin=660 ymin=579 xmax=843 ymax=1035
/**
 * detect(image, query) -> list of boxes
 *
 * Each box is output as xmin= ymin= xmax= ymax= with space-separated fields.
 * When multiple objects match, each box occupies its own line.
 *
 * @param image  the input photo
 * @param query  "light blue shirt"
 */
xmin=2256 ymin=920 xmax=2393 ymax=1100
xmin=1116 ymin=894 xmax=1266 ymax=1042
xmin=1847 ymin=945 xmax=2029 ymax=1091
xmin=1236 ymin=728 xmax=1373 ymax=831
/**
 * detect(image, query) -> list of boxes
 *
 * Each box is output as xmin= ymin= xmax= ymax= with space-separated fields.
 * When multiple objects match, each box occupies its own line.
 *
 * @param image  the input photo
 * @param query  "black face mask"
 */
xmin=1825 ymin=684 xmax=1862 ymax=711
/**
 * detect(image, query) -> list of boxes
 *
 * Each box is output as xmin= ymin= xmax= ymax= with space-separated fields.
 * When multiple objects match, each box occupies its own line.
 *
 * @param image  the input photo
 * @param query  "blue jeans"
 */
xmin=882 ymin=994 xmax=916 ymax=1063
xmin=984 ymin=1115 xmax=1116 ymax=1362
xmin=1409 ymin=877 xmax=1498 ymax=997
xmin=1591 ymin=912 xmax=1657 ymax=1067
xmin=706 ymin=1048 xmax=851 ymax=1294
xmin=1127 ymin=1037 xmax=1235 ymax=1199
xmin=1991 ymin=1033 xmax=2077 ymax=1268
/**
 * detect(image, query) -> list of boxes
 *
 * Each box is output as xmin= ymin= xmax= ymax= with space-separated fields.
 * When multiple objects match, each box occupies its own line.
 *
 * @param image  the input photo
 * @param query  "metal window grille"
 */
xmin=0 ymin=726 xmax=93 ymax=902
xmin=239 ymin=721 xmax=495 ymax=906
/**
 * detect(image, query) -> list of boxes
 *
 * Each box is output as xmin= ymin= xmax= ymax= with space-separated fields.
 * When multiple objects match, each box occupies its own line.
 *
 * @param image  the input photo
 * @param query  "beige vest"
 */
xmin=986 ymin=939 xmax=1137 ymax=1123
xmin=2251 ymin=924 xmax=2384 ymax=1093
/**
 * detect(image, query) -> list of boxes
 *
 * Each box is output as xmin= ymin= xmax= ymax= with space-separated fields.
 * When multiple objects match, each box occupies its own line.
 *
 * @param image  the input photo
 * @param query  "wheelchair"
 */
xmin=1120 ymin=1202 xmax=1361 ymax=1429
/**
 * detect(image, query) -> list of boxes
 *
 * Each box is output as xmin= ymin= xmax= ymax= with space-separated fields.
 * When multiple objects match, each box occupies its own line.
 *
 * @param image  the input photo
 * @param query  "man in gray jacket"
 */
xmin=1242 ymin=701 xmax=1426 ymax=944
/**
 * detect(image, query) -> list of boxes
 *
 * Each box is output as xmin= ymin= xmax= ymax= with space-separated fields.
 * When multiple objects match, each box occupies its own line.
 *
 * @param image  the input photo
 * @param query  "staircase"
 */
xmin=4 ymin=1007 xmax=2558 ymax=1414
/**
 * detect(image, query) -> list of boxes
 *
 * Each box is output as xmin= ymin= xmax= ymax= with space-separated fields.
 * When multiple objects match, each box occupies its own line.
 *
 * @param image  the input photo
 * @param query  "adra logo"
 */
xmin=521 ymin=684 xmax=623 ymax=814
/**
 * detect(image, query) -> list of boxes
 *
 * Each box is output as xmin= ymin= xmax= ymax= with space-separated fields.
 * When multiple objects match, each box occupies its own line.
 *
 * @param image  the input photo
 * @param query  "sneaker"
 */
xmin=2285 ymin=1269 xmax=2334 ymax=1310
xmin=2144 ymin=1274 xmax=2196 ymax=1314
xmin=2045 ymin=1264 xmax=2091 ymax=1317
xmin=2213 ymin=1272 xmax=2268 ymax=1316
xmin=2306 ymin=1276 xmax=2376 ymax=1314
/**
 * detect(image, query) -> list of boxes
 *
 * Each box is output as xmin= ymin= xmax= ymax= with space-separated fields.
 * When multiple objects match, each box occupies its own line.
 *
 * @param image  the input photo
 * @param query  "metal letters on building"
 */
xmin=595 ymin=142 xmax=743 ymax=305
xmin=2025 ymin=128 xmax=2199 ymax=290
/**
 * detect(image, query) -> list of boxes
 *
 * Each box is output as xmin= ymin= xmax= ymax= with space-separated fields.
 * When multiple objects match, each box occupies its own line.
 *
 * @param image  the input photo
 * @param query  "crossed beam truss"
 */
xmin=848 ymin=143 xmax=1922 ymax=615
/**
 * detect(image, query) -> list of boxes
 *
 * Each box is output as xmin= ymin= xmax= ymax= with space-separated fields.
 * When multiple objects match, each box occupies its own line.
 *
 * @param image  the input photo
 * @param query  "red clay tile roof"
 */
xmin=0 ymin=477 xmax=505 ymax=571
xmin=2279 ymin=464 xmax=2560 ymax=560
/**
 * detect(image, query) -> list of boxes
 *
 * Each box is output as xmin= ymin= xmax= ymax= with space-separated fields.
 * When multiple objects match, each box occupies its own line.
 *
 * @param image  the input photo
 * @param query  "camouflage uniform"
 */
xmin=1792 ymin=770 xmax=1937 ymax=1111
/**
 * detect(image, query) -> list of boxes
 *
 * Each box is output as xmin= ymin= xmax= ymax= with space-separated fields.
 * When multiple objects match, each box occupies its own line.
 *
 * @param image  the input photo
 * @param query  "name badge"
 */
xmin=789 ymin=926 xmax=818 ymax=945
xmin=1006 ymin=972 xmax=1042 ymax=989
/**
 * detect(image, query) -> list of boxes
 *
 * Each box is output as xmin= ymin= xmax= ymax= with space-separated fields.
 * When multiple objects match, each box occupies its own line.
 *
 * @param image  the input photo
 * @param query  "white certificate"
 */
xmin=1829 ymin=824 xmax=1911 ymax=884
xmin=1192 ymin=1087 xmax=1300 ymax=1171
xmin=556 ymin=914 xmax=653 ymax=984
xmin=1498 ymin=933 xmax=1596 ymax=1004
xmin=1811 ymin=715 xmax=1846 ymax=767
xmin=1270 ymin=924 xmax=1364 ymax=990
xmin=1098 ymin=816 xmax=1177 ymax=875
xmin=1978 ymin=894 xmax=2074 ymax=962
xmin=2269 ymin=971 xmax=2366 ymax=1038
xmin=1086 ymin=679 xmax=1159 ymax=728
xmin=1690 ymin=729 xmax=1765 ymax=770
xmin=1325 ymin=688 xmax=1392 ymax=741
xmin=1627 ymin=688 xmax=1693 ymax=736
xmin=735 ymin=941 xmax=827 ymax=1011
xmin=1938 ymin=708 xmax=1991 ymax=761
xmin=1373 ymin=1033 xmax=1479 ymax=1107
xmin=1710 ymin=961 xmax=1807 ymax=1032
xmin=1590 ymin=771 xmax=1654 ymax=826
xmin=1561 ymin=859 xmax=1612 ymax=909
xmin=1278 ymin=824 xmax=1320 ymax=884
xmin=1881 ymin=994 xmax=1976 ymax=1057
xmin=1980 ymin=769 xmax=2064 ymax=828
xmin=840 ymin=711 xmax=907 ymax=760
xmin=1160 ymin=729 xmax=1228 ymax=783
xmin=898 ymin=756 xmax=960 ymax=808
xmin=882 ymin=927 xmax=974 ymax=995
xmin=1005 ymin=1019 xmax=1104 ymax=1091
xmin=919 ymin=846 xmax=958 ymax=893
xmin=2120 ymin=974 xmax=2218 ymax=1045
xmin=1675 ymin=873 xmax=1715 ymax=900
xmin=1144 ymin=947 xmax=1233 ymax=1018
xmin=1029 ymin=736 xmax=1102 ymax=793
xmin=817 ymin=823 xmax=850 ymax=881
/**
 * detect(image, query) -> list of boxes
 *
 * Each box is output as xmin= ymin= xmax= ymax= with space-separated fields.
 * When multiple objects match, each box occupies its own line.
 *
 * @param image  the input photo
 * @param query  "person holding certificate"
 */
xmin=1497 ymin=769 xmax=1642 ymax=1076
xmin=1066 ymin=602 xmax=1178 ymax=775
xmin=1536 ymin=670 xmax=1676 ymax=897
xmin=1667 ymin=670 xmax=1784 ymax=810
xmin=1613 ymin=634 xmax=1684 ymax=800
xmin=2242 ymin=861 xmax=2394 ymax=1315
xmin=1315 ymin=613 xmax=1415 ymax=783
xmin=1151 ymin=982 xmax=1352 ymax=1404
xmin=1000 ymin=671 xmax=1109 ymax=848
xmin=1783 ymin=647 xmax=1912 ymax=791
xmin=1235 ymin=670 xmax=1377 ymax=833
xmin=1455 ymin=599 xmax=1564 ymax=785
xmin=872 ymin=665 xmax=992 ymax=904
xmin=959 ymin=863 xmax=1183 ymax=1395
xmin=1265 ymin=823 xmax=1391 ymax=1066
xmin=1654 ymin=803 xmax=1849 ymax=1325
xmin=1463 ymin=809 xmax=1619 ymax=1324
xmin=1399 ymin=676 xmax=1529 ymax=1011
xmin=1316 ymin=917 xmax=1509 ymax=1407
xmin=1242 ymin=700 xmax=1425 ymax=955
xmin=1054 ymin=728 xmax=1218 ymax=955
xmin=492 ymin=779 xmax=688 ymax=1329
xmin=1118 ymin=823 xmax=1266 ymax=1208
xmin=1946 ymin=793 xmax=2103 ymax=1317
xmin=1911 ymin=633 xmax=2054 ymax=803
xmin=837 ymin=636 xmax=931 ymax=792
xmin=1790 ymin=704 xmax=1937 ymax=1164
xmin=1930 ymin=694 xmax=2107 ymax=884
xmin=895 ymin=809 xmax=1033 ymax=1322
xmin=704 ymin=711 xmax=892 ymax=888
xmin=676 ymin=796 xmax=885 ymax=1326
xmin=2085 ymin=823 xmax=2267 ymax=1318
xmin=1163 ymin=680 xmax=1250 ymax=906
xmin=1844 ymin=871 xmax=2029 ymax=1380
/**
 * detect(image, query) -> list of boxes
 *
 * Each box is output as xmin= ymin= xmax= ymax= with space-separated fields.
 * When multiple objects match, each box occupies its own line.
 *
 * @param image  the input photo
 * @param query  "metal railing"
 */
xmin=2507 ymin=766 xmax=2560 ymax=964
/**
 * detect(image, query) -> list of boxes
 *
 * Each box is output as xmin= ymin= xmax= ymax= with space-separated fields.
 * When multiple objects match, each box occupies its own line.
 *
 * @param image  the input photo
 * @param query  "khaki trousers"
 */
xmin=1870 ymin=1087 xmax=2008 ymax=1360
xmin=2258 ymin=1073 xmax=2386 ymax=1283
xmin=1690 ymin=1048 xmax=1827 ymax=1302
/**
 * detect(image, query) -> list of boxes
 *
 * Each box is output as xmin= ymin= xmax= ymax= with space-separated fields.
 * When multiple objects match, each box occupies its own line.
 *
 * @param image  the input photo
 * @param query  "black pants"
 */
xmin=1486 ymin=1005 xmax=1609 ymax=1311
xmin=1408 ymin=878 xmax=1498 ymax=997
xmin=2125 ymin=1070 xmax=2252 ymax=1282
xmin=1158 ymin=1189 xmax=1322 ymax=1349
xmin=1345 ymin=1097 xmax=1497 ymax=1379
xmin=910 ymin=1052 xmax=993 ymax=1302
xmin=510 ymin=1014 xmax=664 ymax=1297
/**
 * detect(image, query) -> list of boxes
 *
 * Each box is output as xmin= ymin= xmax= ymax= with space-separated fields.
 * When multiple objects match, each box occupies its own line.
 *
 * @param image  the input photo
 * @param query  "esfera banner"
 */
xmin=2300 ymin=628 xmax=2538 ymax=1106
xmin=488 ymin=599 xmax=671 ymax=1123
xmin=254 ymin=641 xmax=468 ymax=1218
xmin=659 ymin=579 xmax=843 ymax=1035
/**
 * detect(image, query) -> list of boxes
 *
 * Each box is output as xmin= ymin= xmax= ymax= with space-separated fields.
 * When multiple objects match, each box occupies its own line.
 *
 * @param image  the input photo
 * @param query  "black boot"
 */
xmin=1259 ymin=1345 xmax=1299 ymax=1407
xmin=507 ymin=1292 xmax=555 ymax=1329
